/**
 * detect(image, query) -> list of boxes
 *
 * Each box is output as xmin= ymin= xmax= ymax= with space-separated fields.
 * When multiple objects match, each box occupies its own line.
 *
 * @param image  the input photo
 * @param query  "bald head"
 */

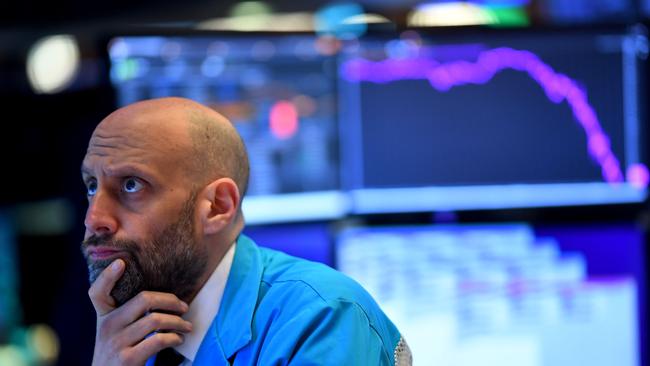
xmin=82 ymin=98 xmax=249 ymax=306
xmin=184 ymin=100 xmax=250 ymax=197
xmin=95 ymin=97 xmax=249 ymax=202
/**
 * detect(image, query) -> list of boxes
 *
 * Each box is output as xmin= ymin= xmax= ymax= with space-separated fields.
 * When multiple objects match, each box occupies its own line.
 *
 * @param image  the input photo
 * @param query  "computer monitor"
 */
xmin=107 ymin=34 xmax=344 ymax=224
xmin=336 ymin=222 xmax=644 ymax=366
xmin=108 ymin=27 xmax=649 ymax=220
xmin=338 ymin=26 xmax=649 ymax=213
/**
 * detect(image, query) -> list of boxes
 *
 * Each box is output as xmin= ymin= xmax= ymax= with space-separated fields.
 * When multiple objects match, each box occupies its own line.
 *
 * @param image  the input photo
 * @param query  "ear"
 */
xmin=197 ymin=178 xmax=241 ymax=235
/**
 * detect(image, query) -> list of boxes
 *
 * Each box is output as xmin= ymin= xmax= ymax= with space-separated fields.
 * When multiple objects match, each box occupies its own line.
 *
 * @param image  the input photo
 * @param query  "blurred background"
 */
xmin=1 ymin=0 xmax=650 ymax=365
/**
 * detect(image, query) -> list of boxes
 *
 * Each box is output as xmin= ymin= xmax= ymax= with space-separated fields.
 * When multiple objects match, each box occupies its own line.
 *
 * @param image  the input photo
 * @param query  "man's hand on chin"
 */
xmin=88 ymin=259 xmax=193 ymax=366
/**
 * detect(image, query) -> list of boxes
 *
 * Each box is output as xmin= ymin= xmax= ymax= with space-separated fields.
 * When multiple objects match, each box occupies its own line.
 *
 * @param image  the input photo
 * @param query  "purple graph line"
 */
xmin=342 ymin=47 xmax=650 ymax=187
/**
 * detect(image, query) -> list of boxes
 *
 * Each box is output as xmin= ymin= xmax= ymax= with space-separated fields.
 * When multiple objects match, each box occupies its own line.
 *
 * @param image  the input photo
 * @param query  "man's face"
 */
xmin=80 ymin=113 xmax=207 ymax=305
xmin=81 ymin=193 xmax=207 ymax=306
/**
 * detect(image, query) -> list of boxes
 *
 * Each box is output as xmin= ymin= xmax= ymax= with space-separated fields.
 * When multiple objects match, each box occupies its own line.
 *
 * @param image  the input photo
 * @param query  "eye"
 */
xmin=86 ymin=179 xmax=98 ymax=196
xmin=122 ymin=177 xmax=144 ymax=193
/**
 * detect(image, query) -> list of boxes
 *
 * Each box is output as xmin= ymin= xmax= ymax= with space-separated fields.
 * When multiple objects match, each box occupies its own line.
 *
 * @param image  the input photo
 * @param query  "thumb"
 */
xmin=88 ymin=259 xmax=125 ymax=316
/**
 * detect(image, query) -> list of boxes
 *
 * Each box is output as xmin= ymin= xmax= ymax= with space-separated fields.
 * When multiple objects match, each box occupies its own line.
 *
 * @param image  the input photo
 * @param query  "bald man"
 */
xmin=80 ymin=97 xmax=411 ymax=366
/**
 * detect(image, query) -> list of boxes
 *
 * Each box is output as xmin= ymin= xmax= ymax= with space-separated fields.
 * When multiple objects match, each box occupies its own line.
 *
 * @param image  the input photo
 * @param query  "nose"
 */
xmin=84 ymin=192 xmax=118 ymax=237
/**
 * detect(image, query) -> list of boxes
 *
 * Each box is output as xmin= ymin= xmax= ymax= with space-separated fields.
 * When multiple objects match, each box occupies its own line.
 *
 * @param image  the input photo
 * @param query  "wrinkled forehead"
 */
xmin=84 ymin=108 xmax=192 ymax=172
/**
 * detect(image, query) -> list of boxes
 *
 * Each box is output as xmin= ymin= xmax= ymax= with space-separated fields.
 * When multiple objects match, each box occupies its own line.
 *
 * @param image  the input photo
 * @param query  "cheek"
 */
xmin=120 ymin=218 xmax=156 ymax=244
xmin=191 ymin=214 xmax=201 ymax=237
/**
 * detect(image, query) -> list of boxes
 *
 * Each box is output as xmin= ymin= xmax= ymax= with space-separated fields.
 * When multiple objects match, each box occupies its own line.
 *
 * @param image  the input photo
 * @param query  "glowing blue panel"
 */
xmin=351 ymin=183 xmax=647 ymax=213
xmin=243 ymin=191 xmax=348 ymax=224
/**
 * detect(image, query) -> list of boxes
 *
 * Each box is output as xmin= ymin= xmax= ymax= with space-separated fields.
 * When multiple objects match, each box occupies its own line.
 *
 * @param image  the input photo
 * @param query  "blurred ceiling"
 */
xmin=1 ymin=0 xmax=415 ymax=29
xmin=2 ymin=0 xmax=243 ymax=28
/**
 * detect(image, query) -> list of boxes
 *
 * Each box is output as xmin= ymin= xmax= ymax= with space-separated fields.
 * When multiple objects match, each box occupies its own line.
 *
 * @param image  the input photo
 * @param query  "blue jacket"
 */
xmin=148 ymin=234 xmax=406 ymax=365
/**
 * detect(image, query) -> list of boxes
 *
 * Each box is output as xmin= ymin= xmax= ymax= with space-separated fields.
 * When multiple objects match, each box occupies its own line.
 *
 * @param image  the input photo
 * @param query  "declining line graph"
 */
xmin=341 ymin=47 xmax=649 ymax=188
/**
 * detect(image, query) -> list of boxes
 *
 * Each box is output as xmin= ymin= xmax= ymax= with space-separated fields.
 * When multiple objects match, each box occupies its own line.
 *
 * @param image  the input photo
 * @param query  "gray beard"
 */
xmin=81 ymin=197 xmax=208 ymax=306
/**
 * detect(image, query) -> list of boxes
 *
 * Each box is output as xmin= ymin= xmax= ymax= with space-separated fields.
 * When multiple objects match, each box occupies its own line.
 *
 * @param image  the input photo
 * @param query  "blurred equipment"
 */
xmin=0 ymin=212 xmax=20 ymax=341
xmin=0 ymin=213 xmax=60 ymax=365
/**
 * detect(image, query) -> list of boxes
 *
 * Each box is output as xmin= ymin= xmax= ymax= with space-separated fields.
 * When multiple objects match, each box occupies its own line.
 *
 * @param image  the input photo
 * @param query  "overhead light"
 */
xmin=26 ymin=35 xmax=80 ymax=94
xmin=408 ymin=2 xmax=497 ymax=27
xmin=341 ymin=13 xmax=391 ymax=25
xmin=226 ymin=1 xmax=273 ymax=31
xmin=229 ymin=1 xmax=272 ymax=18
xmin=197 ymin=12 xmax=314 ymax=32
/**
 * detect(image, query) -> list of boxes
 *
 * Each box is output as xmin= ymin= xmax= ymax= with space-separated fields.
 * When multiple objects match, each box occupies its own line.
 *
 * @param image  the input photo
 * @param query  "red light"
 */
xmin=269 ymin=100 xmax=299 ymax=139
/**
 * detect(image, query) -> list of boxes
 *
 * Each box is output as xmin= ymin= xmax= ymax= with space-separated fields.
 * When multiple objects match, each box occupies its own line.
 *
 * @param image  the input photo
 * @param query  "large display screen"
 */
xmin=108 ymin=27 xmax=649 ymax=222
xmin=339 ymin=28 xmax=649 ymax=212
xmin=336 ymin=223 xmax=644 ymax=366
xmin=108 ymin=35 xmax=344 ymax=224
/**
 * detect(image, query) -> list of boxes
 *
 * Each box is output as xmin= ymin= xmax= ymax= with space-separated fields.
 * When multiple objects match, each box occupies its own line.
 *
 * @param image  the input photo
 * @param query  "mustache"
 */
xmin=81 ymin=235 xmax=141 ymax=255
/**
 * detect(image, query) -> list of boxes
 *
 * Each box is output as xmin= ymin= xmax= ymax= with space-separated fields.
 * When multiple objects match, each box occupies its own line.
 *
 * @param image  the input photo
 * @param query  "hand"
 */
xmin=88 ymin=259 xmax=193 ymax=366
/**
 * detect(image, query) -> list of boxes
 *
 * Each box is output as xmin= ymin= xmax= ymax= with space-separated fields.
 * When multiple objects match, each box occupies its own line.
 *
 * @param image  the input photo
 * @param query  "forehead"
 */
xmin=82 ymin=109 xmax=191 ymax=177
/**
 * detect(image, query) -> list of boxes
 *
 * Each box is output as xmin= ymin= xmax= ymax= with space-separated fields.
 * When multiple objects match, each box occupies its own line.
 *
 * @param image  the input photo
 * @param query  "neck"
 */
xmin=183 ymin=233 xmax=237 ymax=304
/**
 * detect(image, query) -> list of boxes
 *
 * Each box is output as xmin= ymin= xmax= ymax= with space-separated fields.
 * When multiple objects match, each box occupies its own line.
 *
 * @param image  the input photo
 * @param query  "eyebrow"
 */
xmin=81 ymin=166 xmax=92 ymax=179
xmin=80 ymin=163 xmax=157 ymax=182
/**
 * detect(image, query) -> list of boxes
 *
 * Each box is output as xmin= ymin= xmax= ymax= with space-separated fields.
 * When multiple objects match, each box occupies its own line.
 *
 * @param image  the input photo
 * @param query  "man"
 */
xmin=80 ymin=97 xmax=411 ymax=365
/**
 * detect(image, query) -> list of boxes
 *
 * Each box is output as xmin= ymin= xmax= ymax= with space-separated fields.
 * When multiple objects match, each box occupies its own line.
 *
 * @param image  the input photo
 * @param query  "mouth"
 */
xmin=86 ymin=246 xmax=127 ymax=261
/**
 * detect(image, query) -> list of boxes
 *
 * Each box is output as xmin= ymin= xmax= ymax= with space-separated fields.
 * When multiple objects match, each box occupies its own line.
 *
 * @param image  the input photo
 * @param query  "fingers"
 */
xmin=113 ymin=291 xmax=189 ymax=327
xmin=88 ymin=259 xmax=125 ymax=316
xmin=116 ymin=333 xmax=185 ymax=366
xmin=121 ymin=311 xmax=192 ymax=346
xmin=88 ymin=265 xmax=191 ymax=366
xmin=130 ymin=332 xmax=185 ymax=365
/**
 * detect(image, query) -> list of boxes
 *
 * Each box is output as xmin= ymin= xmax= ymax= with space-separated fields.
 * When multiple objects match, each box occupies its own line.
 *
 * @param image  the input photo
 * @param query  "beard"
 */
xmin=80 ymin=195 xmax=208 ymax=306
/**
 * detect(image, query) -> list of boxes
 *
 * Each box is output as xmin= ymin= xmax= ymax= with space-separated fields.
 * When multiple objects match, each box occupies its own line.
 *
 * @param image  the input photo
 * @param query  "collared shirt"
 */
xmin=175 ymin=243 xmax=236 ymax=365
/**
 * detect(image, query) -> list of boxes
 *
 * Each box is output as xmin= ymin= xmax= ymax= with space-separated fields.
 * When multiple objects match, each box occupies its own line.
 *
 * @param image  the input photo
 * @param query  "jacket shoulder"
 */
xmin=254 ymin=247 xmax=402 ymax=356
xmin=258 ymin=246 xmax=373 ymax=305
